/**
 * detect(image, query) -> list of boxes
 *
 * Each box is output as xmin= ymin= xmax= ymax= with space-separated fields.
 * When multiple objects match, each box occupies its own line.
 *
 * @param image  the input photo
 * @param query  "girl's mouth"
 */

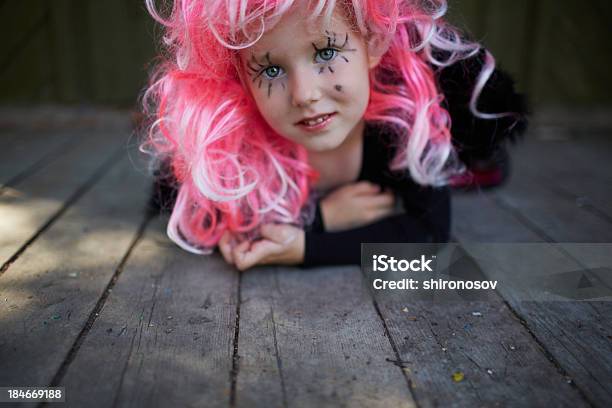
xmin=296 ymin=112 xmax=337 ymax=131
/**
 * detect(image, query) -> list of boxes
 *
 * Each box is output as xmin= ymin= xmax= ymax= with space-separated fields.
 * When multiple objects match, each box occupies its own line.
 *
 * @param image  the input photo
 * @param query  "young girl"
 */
xmin=143 ymin=0 xmax=527 ymax=270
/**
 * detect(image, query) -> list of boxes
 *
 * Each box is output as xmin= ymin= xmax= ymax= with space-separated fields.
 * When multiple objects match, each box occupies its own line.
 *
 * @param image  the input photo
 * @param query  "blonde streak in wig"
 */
xmin=257 ymin=151 xmax=291 ymax=216
xmin=228 ymin=0 xmax=239 ymax=42
xmin=145 ymin=0 xmax=175 ymax=26
xmin=275 ymin=0 xmax=296 ymax=15
xmin=197 ymin=99 xmax=243 ymax=145
xmin=191 ymin=102 xmax=258 ymax=202
xmin=422 ymin=98 xmax=453 ymax=185
xmin=411 ymin=3 xmax=510 ymax=122
xmin=167 ymin=186 xmax=212 ymax=254
xmin=405 ymin=99 xmax=433 ymax=184
xmin=431 ymin=25 xmax=478 ymax=54
xmin=349 ymin=0 xmax=367 ymax=34
xmin=259 ymin=150 xmax=303 ymax=221
xmin=424 ymin=26 xmax=479 ymax=68
xmin=423 ymin=143 xmax=451 ymax=186
xmin=194 ymin=151 xmax=258 ymax=202
xmin=379 ymin=17 xmax=453 ymax=185
xmin=322 ymin=0 xmax=337 ymax=25
xmin=206 ymin=0 xmax=267 ymax=49
xmin=184 ymin=98 xmax=240 ymax=198
xmin=469 ymin=50 xmax=514 ymax=120
xmin=429 ymin=0 xmax=447 ymax=20
xmin=239 ymin=0 xmax=249 ymax=37
xmin=146 ymin=117 xmax=175 ymax=155
xmin=309 ymin=0 xmax=327 ymax=17
xmin=144 ymin=0 xmax=180 ymax=48
xmin=408 ymin=17 xmax=436 ymax=53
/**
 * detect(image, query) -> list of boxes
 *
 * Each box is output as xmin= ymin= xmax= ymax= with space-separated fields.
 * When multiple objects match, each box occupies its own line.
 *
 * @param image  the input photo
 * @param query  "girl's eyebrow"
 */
xmin=246 ymin=52 xmax=273 ymax=75
xmin=252 ymin=31 xmax=343 ymax=62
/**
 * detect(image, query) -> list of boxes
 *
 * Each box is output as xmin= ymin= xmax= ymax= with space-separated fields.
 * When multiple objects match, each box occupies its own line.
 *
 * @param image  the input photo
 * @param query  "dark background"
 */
xmin=1 ymin=0 xmax=611 ymax=111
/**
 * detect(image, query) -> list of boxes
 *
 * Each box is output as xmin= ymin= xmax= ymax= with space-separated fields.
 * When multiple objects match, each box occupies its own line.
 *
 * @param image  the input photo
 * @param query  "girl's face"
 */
xmin=239 ymin=5 xmax=379 ymax=152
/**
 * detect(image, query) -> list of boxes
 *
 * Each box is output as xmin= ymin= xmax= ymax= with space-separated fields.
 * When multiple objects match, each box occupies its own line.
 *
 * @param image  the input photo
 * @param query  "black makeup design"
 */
xmin=334 ymin=84 xmax=343 ymax=92
xmin=312 ymin=31 xmax=357 ymax=75
xmin=246 ymin=32 xmax=357 ymax=97
xmin=247 ymin=53 xmax=285 ymax=98
xmin=247 ymin=53 xmax=272 ymax=79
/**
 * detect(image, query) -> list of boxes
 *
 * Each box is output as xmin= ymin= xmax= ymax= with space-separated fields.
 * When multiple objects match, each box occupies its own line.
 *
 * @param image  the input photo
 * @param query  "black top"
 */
xmin=302 ymin=122 xmax=450 ymax=266
xmin=148 ymin=50 xmax=528 ymax=267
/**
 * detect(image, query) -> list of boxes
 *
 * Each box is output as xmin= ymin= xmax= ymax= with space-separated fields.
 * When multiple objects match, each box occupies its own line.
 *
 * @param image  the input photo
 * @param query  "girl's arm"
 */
xmin=303 ymin=184 xmax=450 ymax=266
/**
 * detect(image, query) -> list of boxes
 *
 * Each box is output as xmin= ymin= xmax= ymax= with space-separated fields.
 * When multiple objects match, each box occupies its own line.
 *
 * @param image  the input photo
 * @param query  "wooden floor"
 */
xmin=1 ymin=111 xmax=611 ymax=407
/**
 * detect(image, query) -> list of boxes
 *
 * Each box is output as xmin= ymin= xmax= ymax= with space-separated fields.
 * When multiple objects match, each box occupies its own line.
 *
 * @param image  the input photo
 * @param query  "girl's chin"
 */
xmin=301 ymin=135 xmax=347 ymax=152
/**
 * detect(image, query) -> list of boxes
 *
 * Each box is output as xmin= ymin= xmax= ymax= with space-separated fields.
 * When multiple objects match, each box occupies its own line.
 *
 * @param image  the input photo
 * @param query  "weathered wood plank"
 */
xmin=0 ymin=129 xmax=76 ymax=188
xmin=365 ymin=241 xmax=587 ymax=406
xmin=511 ymin=136 xmax=612 ymax=220
xmin=0 ymin=151 xmax=150 ymax=388
xmin=0 ymin=128 xmax=129 ymax=267
xmin=495 ymin=154 xmax=612 ymax=243
xmin=236 ymin=266 xmax=416 ymax=408
xmin=452 ymin=182 xmax=612 ymax=405
xmin=377 ymin=298 xmax=587 ymax=407
xmin=0 ymin=130 xmax=23 ymax=151
xmin=58 ymin=218 xmax=238 ymax=408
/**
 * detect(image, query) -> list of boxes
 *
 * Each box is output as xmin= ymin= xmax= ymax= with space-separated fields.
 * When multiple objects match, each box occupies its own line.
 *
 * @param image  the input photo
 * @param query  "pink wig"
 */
xmin=142 ymin=0 xmax=501 ymax=254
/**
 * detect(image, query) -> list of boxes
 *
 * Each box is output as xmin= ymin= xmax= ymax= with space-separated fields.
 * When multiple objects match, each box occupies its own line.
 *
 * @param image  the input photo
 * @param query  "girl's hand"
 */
xmin=218 ymin=224 xmax=305 ymax=271
xmin=320 ymin=181 xmax=396 ymax=232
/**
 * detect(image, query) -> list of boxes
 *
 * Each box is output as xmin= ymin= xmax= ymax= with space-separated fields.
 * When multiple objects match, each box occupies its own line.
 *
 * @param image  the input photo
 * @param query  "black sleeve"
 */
xmin=304 ymin=202 xmax=326 ymax=234
xmin=437 ymin=49 xmax=529 ymax=164
xmin=302 ymin=185 xmax=450 ymax=267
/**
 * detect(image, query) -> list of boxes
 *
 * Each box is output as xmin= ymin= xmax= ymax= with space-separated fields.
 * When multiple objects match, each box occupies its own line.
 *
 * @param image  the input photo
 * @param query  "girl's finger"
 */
xmin=232 ymin=240 xmax=251 ymax=267
xmin=370 ymin=206 xmax=395 ymax=221
xmin=350 ymin=181 xmax=381 ymax=195
xmin=260 ymin=224 xmax=296 ymax=245
xmin=366 ymin=191 xmax=396 ymax=208
xmin=218 ymin=232 xmax=234 ymax=264
xmin=235 ymin=239 xmax=279 ymax=270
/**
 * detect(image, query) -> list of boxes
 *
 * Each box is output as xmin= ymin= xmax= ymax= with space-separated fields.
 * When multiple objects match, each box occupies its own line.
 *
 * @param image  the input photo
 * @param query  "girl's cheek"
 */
xmin=253 ymin=94 xmax=286 ymax=128
xmin=252 ymin=82 xmax=286 ymax=104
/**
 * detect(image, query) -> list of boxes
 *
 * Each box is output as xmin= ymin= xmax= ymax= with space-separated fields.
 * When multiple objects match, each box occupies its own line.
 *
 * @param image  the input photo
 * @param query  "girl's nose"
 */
xmin=290 ymin=68 xmax=322 ymax=108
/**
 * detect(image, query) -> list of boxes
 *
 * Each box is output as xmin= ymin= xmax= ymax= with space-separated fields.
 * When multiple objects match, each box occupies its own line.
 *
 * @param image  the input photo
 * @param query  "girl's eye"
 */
xmin=316 ymin=48 xmax=337 ymax=63
xmin=263 ymin=66 xmax=283 ymax=79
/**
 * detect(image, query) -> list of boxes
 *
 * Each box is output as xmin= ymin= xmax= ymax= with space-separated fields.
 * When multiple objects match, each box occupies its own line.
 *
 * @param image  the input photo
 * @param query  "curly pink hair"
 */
xmin=142 ymin=0 xmax=499 ymax=254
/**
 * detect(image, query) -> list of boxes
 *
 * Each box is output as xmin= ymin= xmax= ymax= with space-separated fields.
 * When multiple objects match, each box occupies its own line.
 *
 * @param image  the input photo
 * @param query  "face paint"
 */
xmin=247 ymin=53 xmax=285 ymax=98
xmin=238 ymin=5 xmax=374 ymax=153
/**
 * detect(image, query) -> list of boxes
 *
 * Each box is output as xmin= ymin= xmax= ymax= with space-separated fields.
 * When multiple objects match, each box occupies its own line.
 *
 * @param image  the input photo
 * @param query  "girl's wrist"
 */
xmin=319 ymin=198 xmax=338 ymax=231
xmin=292 ymin=229 xmax=306 ymax=264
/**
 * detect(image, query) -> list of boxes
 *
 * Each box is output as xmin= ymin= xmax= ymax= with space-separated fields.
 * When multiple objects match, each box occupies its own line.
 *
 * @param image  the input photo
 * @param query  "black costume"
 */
xmin=303 ymin=121 xmax=450 ymax=266
xmin=149 ymin=50 xmax=528 ymax=266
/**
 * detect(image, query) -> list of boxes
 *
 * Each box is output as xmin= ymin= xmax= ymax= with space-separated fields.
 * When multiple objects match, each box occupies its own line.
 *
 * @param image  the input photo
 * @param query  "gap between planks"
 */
xmin=41 ymin=212 xmax=155 ymax=397
xmin=0 ymin=135 xmax=80 ymax=192
xmin=456 ymin=188 xmax=606 ymax=407
xmin=0 ymin=146 xmax=125 ymax=276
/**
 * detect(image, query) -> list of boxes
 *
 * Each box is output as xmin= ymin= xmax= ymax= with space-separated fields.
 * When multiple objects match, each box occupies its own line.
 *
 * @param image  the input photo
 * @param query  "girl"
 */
xmin=143 ymin=0 xmax=527 ymax=270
